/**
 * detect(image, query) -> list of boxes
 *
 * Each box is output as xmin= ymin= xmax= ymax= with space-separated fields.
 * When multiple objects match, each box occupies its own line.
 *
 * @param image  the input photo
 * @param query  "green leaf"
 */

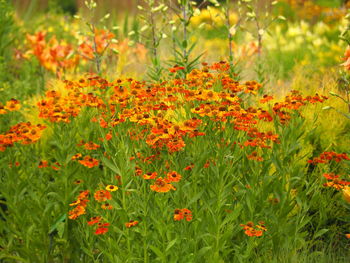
xmin=81 ymin=246 xmax=94 ymax=257
xmin=314 ymin=229 xmax=329 ymax=239
xmin=220 ymin=206 xmax=242 ymax=228
xmin=56 ymin=222 xmax=65 ymax=238
xmin=188 ymin=190 xmax=204 ymax=206
xmin=123 ymin=13 xmax=129 ymax=38
xmin=149 ymin=245 xmax=165 ymax=260
xmin=0 ymin=255 xmax=29 ymax=262
xmin=182 ymin=40 xmax=188 ymax=49
xmin=49 ymin=214 xmax=67 ymax=235
xmin=197 ymin=246 xmax=212 ymax=257
xmin=101 ymin=157 xmax=121 ymax=174
xmin=165 ymin=239 xmax=177 ymax=252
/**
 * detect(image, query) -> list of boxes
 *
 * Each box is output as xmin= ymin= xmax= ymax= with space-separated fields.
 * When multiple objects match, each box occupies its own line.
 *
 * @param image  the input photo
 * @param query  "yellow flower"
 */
xmin=343 ymin=186 xmax=350 ymax=204
xmin=106 ymin=185 xmax=118 ymax=192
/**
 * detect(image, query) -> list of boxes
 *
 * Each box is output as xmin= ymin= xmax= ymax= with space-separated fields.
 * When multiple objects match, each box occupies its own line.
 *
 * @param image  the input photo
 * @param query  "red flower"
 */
xmin=184 ymin=164 xmax=194 ymax=171
xmin=38 ymin=160 xmax=49 ymax=168
xmin=88 ymin=216 xmax=101 ymax=226
xmin=95 ymin=223 xmax=110 ymax=235
xmin=169 ymin=66 xmax=185 ymax=73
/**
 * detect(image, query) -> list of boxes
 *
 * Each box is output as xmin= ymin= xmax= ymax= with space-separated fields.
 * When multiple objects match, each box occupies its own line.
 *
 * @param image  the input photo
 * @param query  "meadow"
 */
xmin=0 ymin=0 xmax=350 ymax=262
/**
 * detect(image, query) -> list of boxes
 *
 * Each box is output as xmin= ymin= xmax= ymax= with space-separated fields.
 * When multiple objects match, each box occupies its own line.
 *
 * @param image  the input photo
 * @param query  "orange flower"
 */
xmin=106 ymin=132 xmax=112 ymax=141
xmin=143 ymin=172 xmax=158 ymax=180
xmin=166 ymin=171 xmax=182 ymax=183
xmin=83 ymin=142 xmax=100 ymax=150
xmin=78 ymin=156 xmax=99 ymax=168
xmin=77 ymin=190 xmax=90 ymax=200
xmin=245 ymin=229 xmax=263 ymax=237
xmin=0 ymin=104 xmax=6 ymax=114
xmin=94 ymin=190 xmax=112 ymax=202
xmin=68 ymin=205 xmax=86 ymax=220
xmin=71 ymin=153 xmax=82 ymax=160
xmin=114 ymin=85 xmax=129 ymax=98
xmin=259 ymin=95 xmax=273 ymax=104
xmin=247 ymin=152 xmax=263 ymax=162
xmin=125 ymin=220 xmax=139 ymax=228
xmin=4 ymin=99 xmax=21 ymax=111
xmin=150 ymin=178 xmax=176 ymax=193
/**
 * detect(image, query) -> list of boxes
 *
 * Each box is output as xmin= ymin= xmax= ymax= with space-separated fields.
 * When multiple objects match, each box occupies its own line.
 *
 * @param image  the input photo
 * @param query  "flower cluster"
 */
xmin=94 ymin=190 xmax=112 ymax=202
xmin=37 ymin=64 xmax=327 ymax=158
xmin=0 ymin=122 xmax=46 ymax=152
xmin=78 ymin=29 xmax=117 ymax=60
xmin=38 ymin=160 xmax=61 ymax=170
xmin=308 ymin=151 xmax=350 ymax=164
xmin=88 ymin=216 xmax=110 ymax=235
xmin=240 ymin=221 xmax=267 ymax=237
xmin=0 ymin=99 xmax=21 ymax=114
xmin=37 ymin=86 xmax=103 ymax=123
xmin=69 ymin=190 xmax=90 ymax=220
xmin=25 ymin=31 xmax=79 ymax=75
xmin=144 ymin=170 xmax=183 ymax=193
xmin=174 ymin=209 xmax=192 ymax=222
xmin=78 ymin=156 xmax=99 ymax=168
xmin=80 ymin=141 xmax=100 ymax=150
xmin=150 ymin=177 xmax=176 ymax=193
xmin=273 ymin=90 xmax=328 ymax=124
xmin=323 ymin=173 xmax=350 ymax=190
